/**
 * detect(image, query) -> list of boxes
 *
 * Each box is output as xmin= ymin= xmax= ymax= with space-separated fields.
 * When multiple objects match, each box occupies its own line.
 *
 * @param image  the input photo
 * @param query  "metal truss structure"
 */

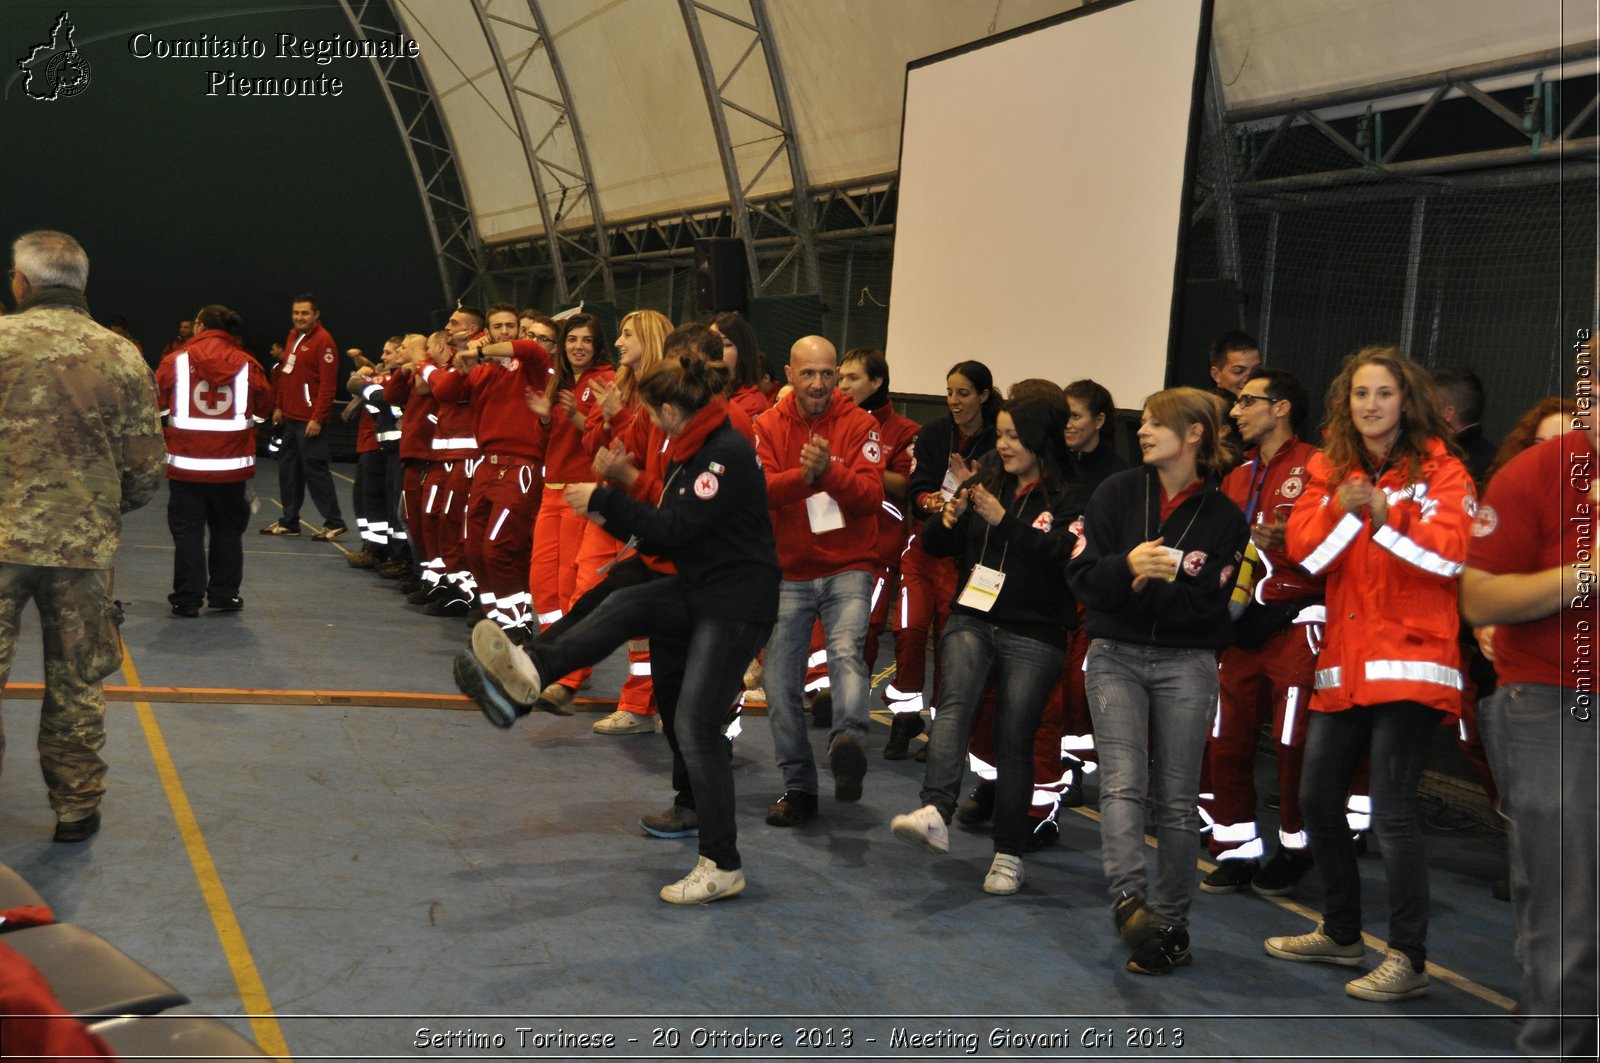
xmin=337 ymin=0 xmax=491 ymax=307
xmin=467 ymin=0 xmax=615 ymax=304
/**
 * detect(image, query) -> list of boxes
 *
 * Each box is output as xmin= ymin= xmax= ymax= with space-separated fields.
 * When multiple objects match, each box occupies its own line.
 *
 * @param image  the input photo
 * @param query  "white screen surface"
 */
xmin=886 ymin=0 xmax=1208 ymax=406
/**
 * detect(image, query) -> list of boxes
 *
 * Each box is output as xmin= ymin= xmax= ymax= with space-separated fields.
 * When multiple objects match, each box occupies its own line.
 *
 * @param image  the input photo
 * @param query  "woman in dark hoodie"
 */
xmin=890 ymin=396 xmax=1084 ymax=896
xmin=1067 ymin=386 xmax=1247 ymax=976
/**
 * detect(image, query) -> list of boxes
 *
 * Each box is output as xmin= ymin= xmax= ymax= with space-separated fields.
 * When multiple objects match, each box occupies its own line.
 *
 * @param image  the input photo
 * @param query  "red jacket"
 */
xmin=537 ymin=364 xmax=616 ymax=483
xmin=385 ymin=369 xmax=436 ymax=460
xmin=869 ymin=402 xmax=920 ymax=570
xmin=424 ymin=341 xmax=552 ymax=460
xmin=157 ymin=329 xmax=272 ymax=483
xmin=274 ymin=322 xmax=338 ymax=422
xmin=755 ymin=391 xmax=885 ymax=579
xmin=417 ymin=362 xmax=477 ymax=460
xmin=730 ymin=383 xmax=771 ymax=421
xmin=1221 ymin=436 xmax=1325 ymax=605
xmin=1287 ymin=438 xmax=1474 ymax=716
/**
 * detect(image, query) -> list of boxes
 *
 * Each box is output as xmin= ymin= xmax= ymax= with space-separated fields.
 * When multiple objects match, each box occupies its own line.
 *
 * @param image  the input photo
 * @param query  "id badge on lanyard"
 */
xmin=956 ymin=563 xmax=1006 ymax=612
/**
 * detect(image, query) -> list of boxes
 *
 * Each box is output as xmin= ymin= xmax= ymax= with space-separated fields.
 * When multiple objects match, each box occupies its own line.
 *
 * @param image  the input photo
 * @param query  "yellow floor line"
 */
xmin=1061 ymin=802 xmax=1516 ymax=1011
xmin=121 ymin=648 xmax=294 ymax=1061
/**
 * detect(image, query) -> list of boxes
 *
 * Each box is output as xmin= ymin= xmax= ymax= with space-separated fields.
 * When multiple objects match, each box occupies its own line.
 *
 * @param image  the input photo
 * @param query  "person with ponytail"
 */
xmin=886 ymin=361 xmax=1002 ymax=755
xmin=890 ymin=396 xmax=1085 ymax=894
xmin=1264 ymin=346 xmax=1474 ymax=1003
xmin=1066 ymin=386 xmax=1247 ymax=976
xmin=457 ymin=354 xmax=779 ymax=904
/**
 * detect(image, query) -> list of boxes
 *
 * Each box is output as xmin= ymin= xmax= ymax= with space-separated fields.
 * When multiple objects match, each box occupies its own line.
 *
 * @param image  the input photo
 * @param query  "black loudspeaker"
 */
xmin=695 ymin=237 xmax=748 ymax=313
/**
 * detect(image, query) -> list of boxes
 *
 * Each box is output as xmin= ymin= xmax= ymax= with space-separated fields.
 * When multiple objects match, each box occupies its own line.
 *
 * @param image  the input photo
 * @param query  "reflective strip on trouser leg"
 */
xmin=1280 ymin=828 xmax=1310 ymax=850
xmin=1280 ymin=687 xmax=1303 ymax=745
xmin=369 ymin=521 xmax=391 ymax=547
xmin=803 ymin=648 xmax=831 ymax=693
xmin=883 ymin=683 xmax=924 ymax=715
xmin=1060 ymin=733 xmax=1095 ymax=756
xmin=1212 ymin=819 xmax=1264 ymax=861
xmin=421 ymin=558 xmax=445 ymax=588
xmin=488 ymin=508 xmax=510 ymax=543
xmin=537 ymin=609 xmax=564 ymax=625
xmin=499 ymin=591 xmax=531 ymax=629
xmin=967 ymin=752 xmax=997 ymax=782
xmin=1346 ymin=794 xmax=1372 ymax=833
xmin=627 ymin=639 xmax=652 ymax=677
xmin=1212 ymin=692 xmax=1224 ymax=739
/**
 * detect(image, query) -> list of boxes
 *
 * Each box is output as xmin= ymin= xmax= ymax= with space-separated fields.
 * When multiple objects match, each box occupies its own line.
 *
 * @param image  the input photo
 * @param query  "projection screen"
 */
xmin=886 ymin=0 xmax=1211 ymax=404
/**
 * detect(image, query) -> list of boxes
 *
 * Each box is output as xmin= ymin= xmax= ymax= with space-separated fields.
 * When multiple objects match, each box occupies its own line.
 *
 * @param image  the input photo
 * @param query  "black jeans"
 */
xmin=167 ymin=479 xmax=250 ymax=607
xmin=1300 ymin=700 xmax=1441 ymax=967
xmin=531 ymin=570 xmax=769 ymax=871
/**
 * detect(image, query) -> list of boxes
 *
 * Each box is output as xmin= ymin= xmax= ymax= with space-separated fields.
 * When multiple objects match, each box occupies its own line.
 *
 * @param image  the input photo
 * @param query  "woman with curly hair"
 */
xmin=1265 ymin=346 xmax=1474 ymax=1003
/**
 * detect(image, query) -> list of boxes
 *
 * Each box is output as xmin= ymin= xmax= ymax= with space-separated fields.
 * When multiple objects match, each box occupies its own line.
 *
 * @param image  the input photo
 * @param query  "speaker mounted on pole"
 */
xmin=695 ymin=237 xmax=749 ymax=314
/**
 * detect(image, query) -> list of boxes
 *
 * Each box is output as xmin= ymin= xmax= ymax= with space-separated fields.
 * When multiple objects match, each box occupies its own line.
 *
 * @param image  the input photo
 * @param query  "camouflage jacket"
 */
xmin=0 ymin=287 xmax=165 ymax=568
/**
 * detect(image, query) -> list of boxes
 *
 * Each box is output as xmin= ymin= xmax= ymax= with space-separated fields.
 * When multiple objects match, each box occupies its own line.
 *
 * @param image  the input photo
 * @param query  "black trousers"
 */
xmin=168 ymin=479 xmax=250 ymax=607
xmin=277 ymin=418 xmax=344 ymax=527
xmin=355 ymin=450 xmax=391 ymax=559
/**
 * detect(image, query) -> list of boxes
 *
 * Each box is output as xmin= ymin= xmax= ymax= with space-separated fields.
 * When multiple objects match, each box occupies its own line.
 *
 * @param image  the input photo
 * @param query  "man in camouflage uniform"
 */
xmin=0 ymin=230 xmax=165 ymax=842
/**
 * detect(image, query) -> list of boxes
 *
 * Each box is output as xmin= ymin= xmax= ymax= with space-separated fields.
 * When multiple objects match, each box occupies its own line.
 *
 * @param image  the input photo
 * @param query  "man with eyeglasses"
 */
xmin=1201 ymin=367 xmax=1330 ymax=897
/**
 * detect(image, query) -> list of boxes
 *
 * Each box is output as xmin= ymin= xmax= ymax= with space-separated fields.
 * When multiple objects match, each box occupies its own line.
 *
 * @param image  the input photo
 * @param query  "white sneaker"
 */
xmin=1346 ymin=950 xmax=1430 ymax=1002
xmin=593 ymin=708 xmax=656 ymax=735
xmin=659 ymin=855 xmax=745 ymax=904
xmin=470 ymin=620 xmax=542 ymax=705
xmin=890 ymin=804 xmax=950 ymax=854
xmin=983 ymin=853 xmax=1024 ymax=895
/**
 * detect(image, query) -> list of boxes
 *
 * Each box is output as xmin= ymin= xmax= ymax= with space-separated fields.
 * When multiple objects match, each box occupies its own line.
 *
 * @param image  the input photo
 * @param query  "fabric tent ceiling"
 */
xmin=388 ymin=0 xmax=1597 ymax=246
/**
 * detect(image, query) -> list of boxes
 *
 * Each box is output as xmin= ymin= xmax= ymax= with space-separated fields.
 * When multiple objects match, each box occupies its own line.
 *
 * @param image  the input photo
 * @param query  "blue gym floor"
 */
xmin=0 ymin=459 xmax=1522 ymax=1061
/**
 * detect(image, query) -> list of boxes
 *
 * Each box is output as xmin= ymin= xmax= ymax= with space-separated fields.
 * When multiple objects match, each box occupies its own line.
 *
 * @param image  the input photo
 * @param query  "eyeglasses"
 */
xmin=1233 ymin=393 xmax=1278 ymax=409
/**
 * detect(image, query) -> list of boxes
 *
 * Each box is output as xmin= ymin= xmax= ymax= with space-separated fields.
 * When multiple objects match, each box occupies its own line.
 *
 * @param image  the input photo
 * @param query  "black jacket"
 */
xmin=588 ymin=419 xmax=780 ymax=626
xmin=909 ymin=414 xmax=997 ymax=506
xmin=922 ymin=475 xmax=1085 ymax=645
xmin=1066 ymin=465 xmax=1247 ymax=649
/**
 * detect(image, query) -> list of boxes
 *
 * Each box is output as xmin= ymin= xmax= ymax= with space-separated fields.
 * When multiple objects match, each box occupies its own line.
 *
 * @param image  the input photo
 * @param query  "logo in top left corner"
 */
xmin=17 ymin=12 xmax=92 ymax=101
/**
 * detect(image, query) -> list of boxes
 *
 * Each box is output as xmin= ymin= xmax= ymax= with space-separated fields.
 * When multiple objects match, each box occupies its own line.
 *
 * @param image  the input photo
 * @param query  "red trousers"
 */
xmin=400 ymin=459 xmax=430 ymax=564
xmin=419 ymin=459 xmax=472 ymax=598
xmin=1206 ymin=621 xmax=1316 ymax=858
xmin=465 ymin=456 xmax=541 ymax=628
xmin=530 ymin=486 xmax=589 ymax=625
xmin=893 ymin=538 xmax=957 ymax=699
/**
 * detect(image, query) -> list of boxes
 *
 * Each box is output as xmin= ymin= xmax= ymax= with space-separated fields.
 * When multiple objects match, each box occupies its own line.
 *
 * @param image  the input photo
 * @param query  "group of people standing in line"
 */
xmin=98 ymin=253 xmax=1594 ymax=1058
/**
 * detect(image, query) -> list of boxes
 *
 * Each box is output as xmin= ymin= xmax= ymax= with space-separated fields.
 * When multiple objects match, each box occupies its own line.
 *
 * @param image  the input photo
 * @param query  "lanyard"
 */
xmin=1241 ymin=454 xmax=1269 ymax=524
xmin=973 ymin=485 xmax=1034 ymax=575
xmin=1145 ymin=473 xmax=1206 ymax=550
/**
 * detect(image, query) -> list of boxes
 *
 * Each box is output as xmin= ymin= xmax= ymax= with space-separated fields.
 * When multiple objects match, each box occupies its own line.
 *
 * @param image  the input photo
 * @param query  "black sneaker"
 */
xmin=406 ymin=585 xmax=436 ymax=605
xmin=882 ymin=713 xmax=925 ymax=760
xmin=170 ymin=603 xmax=200 ymax=619
xmin=1061 ymin=754 xmax=1087 ymax=808
xmin=808 ymin=690 xmax=833 ymax=729
xmin=398 ymin=579 xmax=425 ymax=594
xmin=1128 ymin=925 xmax=1192 ymax=975
xmin=955 ymin=781 xmax=996 ymax=826
xmin=1200 ymin=858 xmax=1259 ymax=894
xmin=207 ymin=596 xmax=244 ymax=611
xmin=1022 ymin=817 xmax=1060 ymax=853
xmin=423 ymin=596 xmax=471 ymax=618
xmin=1252 ymin=848 xmax=1314 ymax=897
xmin=765 ymin=790 xmax=818 ymax=827
xmin=828 ymin=732 xmax=867 ymax=802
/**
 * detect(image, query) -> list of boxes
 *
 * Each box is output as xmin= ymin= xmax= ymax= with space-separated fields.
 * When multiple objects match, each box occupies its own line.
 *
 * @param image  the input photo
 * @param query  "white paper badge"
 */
xmin=956 ymin=563 xmax=1006 ymax=612
xmin=806 ymin=491 xmax=845 ymax=532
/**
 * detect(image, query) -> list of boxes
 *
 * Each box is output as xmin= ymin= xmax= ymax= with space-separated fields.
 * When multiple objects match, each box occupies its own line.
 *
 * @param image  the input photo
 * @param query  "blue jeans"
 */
xmin=765 ymin=569 xmax=873 ymax=794
xmin=528 ymin=575 xmax=768 ymax=871
xmin=921 ymin=614 xmax=1063 ymax=854
xmin=1085 ymin=639 xmax=1218 ymax=930
xmin=1479 ymin=684 xmax=1597 ymax=1060
xmin=1300 ymin=700 xmax=1440 ymax=968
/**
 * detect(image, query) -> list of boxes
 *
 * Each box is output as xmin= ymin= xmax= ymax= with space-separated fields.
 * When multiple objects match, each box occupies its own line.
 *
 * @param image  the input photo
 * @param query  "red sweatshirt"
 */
xmin=423 ymin=341 xmax=553 ymax=460
xmin=385 ymin=369 xmax=437 ymax=460
xmin=537 ymin=364 xmax=616 ymax=482
xmin=274 ymin=321 xmax=338 ymax=422
xmin=755 ymin=390 xmax=885 ymax=579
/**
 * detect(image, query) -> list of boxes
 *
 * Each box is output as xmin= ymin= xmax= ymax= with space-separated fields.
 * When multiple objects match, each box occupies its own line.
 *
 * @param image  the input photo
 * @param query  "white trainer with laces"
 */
xmin=659 ymin=856 xmax=745 ymax=904
xmin=593 ymin=709 xmax=656 ymax=735
xmin=890 ymin=804 xmax=950 ymax=854
xmin=1346 ymin=950 xmax=1430 ymax=1002
xmin=470 ymin=620 xmax=543 ymax=705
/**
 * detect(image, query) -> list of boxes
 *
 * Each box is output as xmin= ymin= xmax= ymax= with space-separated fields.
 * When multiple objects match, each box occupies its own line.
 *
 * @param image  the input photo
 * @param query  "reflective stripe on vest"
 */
xmin=1314 ymin=660 xmax=1461 ymax=691
xmin=168 ymin=454 xmax=254 ymax=471
xmin=1299 ymin=512 xmax=1363 ymax=576
xmin=1373 ymin=524 xmax=1464 ymax=578
xmin=171 ymin=354 xmax=249 ymax=431
xmin=432 ymin=436 xmax=479 ymax=450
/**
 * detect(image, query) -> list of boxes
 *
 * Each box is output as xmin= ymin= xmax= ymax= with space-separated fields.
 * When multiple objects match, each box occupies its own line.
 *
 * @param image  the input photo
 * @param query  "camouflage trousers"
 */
xmin=0 ymin=564 xmax=123 ymax=818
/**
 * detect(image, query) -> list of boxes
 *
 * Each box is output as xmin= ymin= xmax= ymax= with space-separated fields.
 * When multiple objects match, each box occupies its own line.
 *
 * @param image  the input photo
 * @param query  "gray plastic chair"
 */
xmin=1 ymin=923 xmax=189 ymax=1018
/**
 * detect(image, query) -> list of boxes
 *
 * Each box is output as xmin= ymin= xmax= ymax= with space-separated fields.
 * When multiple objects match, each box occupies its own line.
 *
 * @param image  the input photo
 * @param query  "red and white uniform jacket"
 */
xmin=1287 ymin=438 xmax=1474 ymax=717
xmin=385 ymin=369 xmax=436 ymax=461
xmin=755 ymin=390 xmax=885 ymax=581
xmin=424 ymin=339 xmax=552 ymax=461
xmin=157 ymin=329 xmax=273 ymax=483
xmin=535 ymin=365 xmax=616 ymax=484
xmin=417 ymin=361 xmax=477 ymax=461
xmin=1221 ymin=436 xmax=1325 ymax=605
xmin=868 ymin=401 xmax=920 ymax=570
xmin=273 ymin=322 xmax=338 ymax=423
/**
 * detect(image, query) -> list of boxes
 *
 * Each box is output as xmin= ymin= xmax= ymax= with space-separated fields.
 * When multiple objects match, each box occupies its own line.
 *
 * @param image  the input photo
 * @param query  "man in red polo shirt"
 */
xmin=1463 ymin=391 xmax=1598 ymax=1061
